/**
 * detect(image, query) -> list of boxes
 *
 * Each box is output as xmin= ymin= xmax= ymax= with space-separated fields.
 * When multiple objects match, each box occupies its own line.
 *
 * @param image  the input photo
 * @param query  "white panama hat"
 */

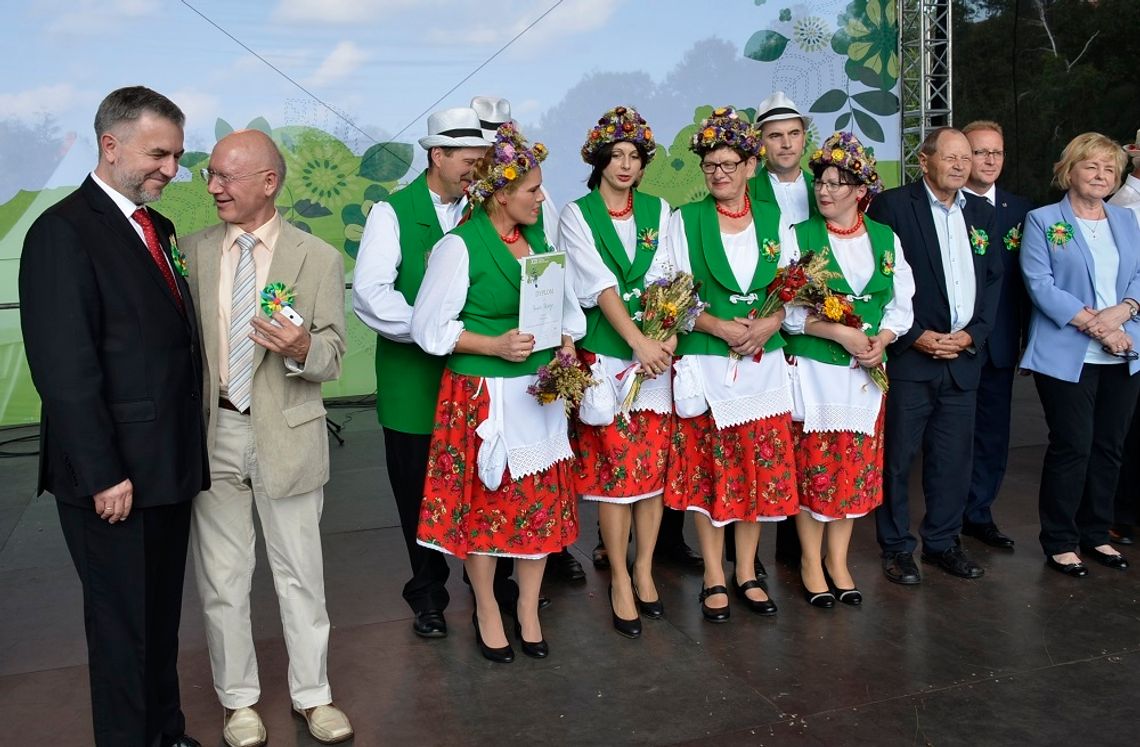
xmin=755 ymin=91 xmax=812 ymax=130
xmin=417 ymin=107 xmax=492 ymax=150
xmin=470 ymin=96 xmax=513 ymax=140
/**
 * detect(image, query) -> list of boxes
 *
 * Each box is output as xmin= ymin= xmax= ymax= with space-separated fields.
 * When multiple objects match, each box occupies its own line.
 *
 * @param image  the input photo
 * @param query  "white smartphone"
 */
xmin=269 ymin=305 xmax=305 ymax=328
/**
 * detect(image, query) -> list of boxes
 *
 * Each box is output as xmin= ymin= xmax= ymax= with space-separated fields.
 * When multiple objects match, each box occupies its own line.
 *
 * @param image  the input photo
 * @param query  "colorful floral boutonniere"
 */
xmin=761 ymin=238 xmax=780 ymax=263
xmin=169 ymin=235 xmax=188 ymax=277
xmin=1047 ymin=221 xmax=1074 ymax=250
xmin=637 ymin=227 xmax=659 ymax=253
xmin=881 ymin=249 xmax=895 ymax=277
xmin=1003 ymin=224 xmax=1022 ymax=252
xmin=260 ymin=282 xmax=296 ymax=316
xmin=969 ymin=227 xmax=989 ymax=255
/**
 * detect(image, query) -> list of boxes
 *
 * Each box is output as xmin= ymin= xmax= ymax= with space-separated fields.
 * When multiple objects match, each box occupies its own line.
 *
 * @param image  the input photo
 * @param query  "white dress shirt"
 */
xmin=1109 ymin=173 xmax=1140 ymax=230
xmin=769 ymin=170 xmax=810 ymax=232
xmin=962 ymin=183 xmax=997 ymax=206
xmin=924 ymin=182 xmax=976 ymax=332
xmin=351 ymin=184 xmax=466 ymax=343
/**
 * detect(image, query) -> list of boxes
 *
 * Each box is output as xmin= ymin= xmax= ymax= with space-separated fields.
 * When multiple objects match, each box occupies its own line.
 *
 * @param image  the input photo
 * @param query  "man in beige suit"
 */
xmin=183 ymin=130 xmax=352 ymax=747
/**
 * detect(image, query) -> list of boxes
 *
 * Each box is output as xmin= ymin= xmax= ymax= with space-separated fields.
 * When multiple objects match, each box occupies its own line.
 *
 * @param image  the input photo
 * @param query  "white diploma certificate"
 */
xmin=518 ymin=251 xmax=567 ymax=351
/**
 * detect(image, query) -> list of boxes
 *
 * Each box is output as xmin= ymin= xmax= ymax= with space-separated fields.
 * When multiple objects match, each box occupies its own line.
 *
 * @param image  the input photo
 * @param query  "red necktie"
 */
xmin=131 ymin=207 xmax=185 ymax=314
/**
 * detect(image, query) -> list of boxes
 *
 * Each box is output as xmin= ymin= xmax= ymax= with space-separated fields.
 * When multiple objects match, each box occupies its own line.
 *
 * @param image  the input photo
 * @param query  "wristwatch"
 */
xmin=1125 ymin=298 xmax=1140 ymax=321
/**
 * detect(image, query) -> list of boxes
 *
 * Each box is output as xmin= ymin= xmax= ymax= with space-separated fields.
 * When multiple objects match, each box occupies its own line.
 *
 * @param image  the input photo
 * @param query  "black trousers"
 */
xmin=1035 ymin=365 xmax=1140 ymax=555
xmin=966 ymin=361 xmax=1016 ymax=525
xmin=877 ymin=371 xmax=976 ymax=554
xmin=383 ymin=427 xmax=515 ymax=611
xmin=1113 ymin=401 xmax=1140 ymax=527
xmin=57 ymin=499 xmax=191 ymax=747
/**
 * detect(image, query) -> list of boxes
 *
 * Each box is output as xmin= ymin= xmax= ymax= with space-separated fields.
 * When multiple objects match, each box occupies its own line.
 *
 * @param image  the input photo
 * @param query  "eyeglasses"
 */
xmin=200 ymin=168 xmax=271 ymax=186
xmin=1101 ymin=345 xmax=1140 ymax=361
xmin=972 ymin=149 xmax=1005 ymax=160
xmin=700 ymin=159 xmax=743 ymax=175
xmin=813 ymin=180 xmax=855 ymax=193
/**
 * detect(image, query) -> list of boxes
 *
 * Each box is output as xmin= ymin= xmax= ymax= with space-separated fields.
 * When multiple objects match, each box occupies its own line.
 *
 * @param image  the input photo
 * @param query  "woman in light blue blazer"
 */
xmin=1021 ymin=132 xmax=1140 ymax=577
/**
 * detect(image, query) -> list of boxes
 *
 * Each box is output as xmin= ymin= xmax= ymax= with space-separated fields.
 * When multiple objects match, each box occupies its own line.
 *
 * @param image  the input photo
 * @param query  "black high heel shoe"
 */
xmin=512 ymin=620 xmax=549 ymax=658
xmin=472 ymin=611 xmax=514 ymax=663
xmin=698 ymin=585 xmax=730 ymax=623
xmin=609 ymin=584 xmax=642 ymax=638
xmin=731 ymin=578 xmax=777 ymax=615
xmin=823 ymin=567 xmax=862 ymax=606
xmin=632 ymin=582 xmax=664 ymax=619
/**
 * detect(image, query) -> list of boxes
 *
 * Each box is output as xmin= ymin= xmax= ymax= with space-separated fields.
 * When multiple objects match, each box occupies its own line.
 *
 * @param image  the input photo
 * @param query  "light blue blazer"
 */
xmin=1020 ymin=194 xmax=1140 ymax=382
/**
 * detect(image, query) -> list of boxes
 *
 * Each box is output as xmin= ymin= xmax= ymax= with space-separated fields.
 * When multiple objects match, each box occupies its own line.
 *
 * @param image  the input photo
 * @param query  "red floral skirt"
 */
xmin=572 ymin=410 xmax=671 ymax=502
xmin=791 ymin=410 xmax=885 ymax=521
xmin=416 ymin=370 xmax=579 ymax=559
xmin=664 ymin=411 xmax=798 ymax=525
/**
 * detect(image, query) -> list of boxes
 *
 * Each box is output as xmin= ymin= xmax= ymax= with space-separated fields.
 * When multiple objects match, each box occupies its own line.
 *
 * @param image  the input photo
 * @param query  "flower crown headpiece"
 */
xmin=580 ymin=105 xmax=657 ymax=164
xmin=467 ymin=122 xmax=548 ymax=205
xmin=689 ymin=106 xmax=763 ymax=158
xmin=809 ymin=131 xmax=883 ymax=195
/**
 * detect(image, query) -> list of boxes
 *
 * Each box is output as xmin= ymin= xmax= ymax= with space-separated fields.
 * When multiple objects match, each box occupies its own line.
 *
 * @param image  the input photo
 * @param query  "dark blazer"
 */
xmin=867 ymin=179 xmax=1001 ymax=390
xmin=19 ymin=176 xmax=209 ymax=507
xmin=982 ymin=188 xmax=1034 ymax=368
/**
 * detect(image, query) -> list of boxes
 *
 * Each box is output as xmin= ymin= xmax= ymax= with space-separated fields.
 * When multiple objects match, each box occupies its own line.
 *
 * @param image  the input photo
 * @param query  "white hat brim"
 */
xmin=418 ymin=134 xmax=492 ymax=149
xmin=757 ymin=111 xmax=812 ymax=129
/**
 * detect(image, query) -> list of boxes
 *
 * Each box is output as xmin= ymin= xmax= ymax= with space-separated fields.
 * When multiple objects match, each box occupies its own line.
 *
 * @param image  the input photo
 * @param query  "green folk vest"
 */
xmin=373 ymin=171 xmax=450 ymax=435
xmin=574 ymin=190 xmax=663 ymax=359
xmin=748 ymin=166 xmax=817 ymax=218
xmin=446 ymin=210 xmax=558 ymax=378
xmin=674 ymin=195 xmax=785 ymax=358
xmin=783 ymin=215 xmax=896 ymax=366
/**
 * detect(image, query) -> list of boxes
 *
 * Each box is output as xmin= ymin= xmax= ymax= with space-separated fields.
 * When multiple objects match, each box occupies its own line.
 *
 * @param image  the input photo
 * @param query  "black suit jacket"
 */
xmin=19 ymin=176 xmax=209 ymax=508
xmin=866 ymin=179 xmax=1002 ymax=390
xmin=981 ymin=187 xmax=1033 ymax=368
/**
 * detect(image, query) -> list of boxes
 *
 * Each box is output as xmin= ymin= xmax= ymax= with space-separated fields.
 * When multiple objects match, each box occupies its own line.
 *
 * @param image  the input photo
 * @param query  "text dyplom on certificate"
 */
xmin=518 ymin=252 xmax=567 ymax=351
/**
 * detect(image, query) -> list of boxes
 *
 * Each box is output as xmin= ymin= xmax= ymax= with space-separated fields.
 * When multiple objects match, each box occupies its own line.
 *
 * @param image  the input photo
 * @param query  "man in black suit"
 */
xmin=19 ymin=87 xmax=208 ymax=747
xmin=866 ymin=127 xmax=1001 ymax=584
xmin=960 ymin=121 xmax=1033 ymax=550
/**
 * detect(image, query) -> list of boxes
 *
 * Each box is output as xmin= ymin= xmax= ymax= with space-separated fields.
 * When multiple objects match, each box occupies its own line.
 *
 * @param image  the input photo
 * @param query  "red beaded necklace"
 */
xmin=500 ymin=226 xmax=521 ymax=244
xmin=715 ymin=193 xmax=751 ymax=220
xmin=826 ymin=212 xmax=864 ymax=236
xmin=608 ymin=191 xmax=633 ymax=218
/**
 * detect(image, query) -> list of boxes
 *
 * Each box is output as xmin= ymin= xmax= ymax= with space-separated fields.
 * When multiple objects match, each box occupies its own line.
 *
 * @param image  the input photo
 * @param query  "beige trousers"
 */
xmin=190 ymin=408 xmax=332 ymax=711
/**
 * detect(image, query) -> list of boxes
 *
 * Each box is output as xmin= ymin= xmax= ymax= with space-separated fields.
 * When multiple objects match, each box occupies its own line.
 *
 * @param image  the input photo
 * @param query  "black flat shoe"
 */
xmin=1109 ymin=525 xmax=1135 ymax=546
xmin=656 ymin=541 xmax=705 ymax=569
xmin=882 ymin=551 xmax=921 ymax=585
xmin=921 ymin=545 xmax=985 ymax=579
xmin=803 ymin=586 xmax=835 ymax=608
xmin=822 ymin=567 xmax=862 ymax=606
xmin=732 ymin=578 xmax=778 ymax=615
xmin=548 ymin=549 xmax=587 ymax=583
xmin=472 ymin=612 xmax=514 ymax=663
xmin=1080 ymin=545 xmax=1129 ymax=569
xmin=698 ymin=585 xmax=730 ymax=622
xmin=1046 ymin=556 xmax=1089 ymax=577
xmin=412 ymin=609 xmax=447 ymax=638
xmin=632 ymin=582 xmax=664 ymax=619
xmin=513 ymin=621 xmax=549 ymax=658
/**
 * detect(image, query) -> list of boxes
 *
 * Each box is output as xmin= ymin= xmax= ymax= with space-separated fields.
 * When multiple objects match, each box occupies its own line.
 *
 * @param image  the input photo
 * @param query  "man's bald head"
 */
xmin=206 ymin=129 xmax=287 ymax=231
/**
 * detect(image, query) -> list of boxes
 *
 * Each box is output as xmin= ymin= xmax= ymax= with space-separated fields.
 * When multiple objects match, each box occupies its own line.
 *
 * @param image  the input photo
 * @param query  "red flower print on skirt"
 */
xmin=572 ymin=410 xmax=672 ymax=502
xmin=665 ymin=411 xmax=798 ymax=523
xmin=791 ymin=408 xmax=885 ymax=520
xmin=416 ymin=370 xmax=579 ymax=558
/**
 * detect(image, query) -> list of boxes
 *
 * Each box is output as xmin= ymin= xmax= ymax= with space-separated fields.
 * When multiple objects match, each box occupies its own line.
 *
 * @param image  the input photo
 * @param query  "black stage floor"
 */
xmin=1 ymin=377 xmax=1138 ymax=746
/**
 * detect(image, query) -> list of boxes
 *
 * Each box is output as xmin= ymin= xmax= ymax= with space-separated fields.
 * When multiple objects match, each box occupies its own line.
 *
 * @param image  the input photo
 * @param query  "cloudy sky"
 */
xmin=2 ymin=0 xmax=899 ymax=202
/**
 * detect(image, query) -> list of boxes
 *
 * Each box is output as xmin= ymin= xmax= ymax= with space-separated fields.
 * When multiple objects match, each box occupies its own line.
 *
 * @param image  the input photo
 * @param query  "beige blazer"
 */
xmin=183 ymin=220 xmax=346 ymax=499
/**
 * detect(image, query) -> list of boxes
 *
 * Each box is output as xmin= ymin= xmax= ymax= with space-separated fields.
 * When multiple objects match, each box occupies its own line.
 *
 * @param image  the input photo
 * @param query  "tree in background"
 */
xmin=953 ymin=0 xmax=1140 ymax=206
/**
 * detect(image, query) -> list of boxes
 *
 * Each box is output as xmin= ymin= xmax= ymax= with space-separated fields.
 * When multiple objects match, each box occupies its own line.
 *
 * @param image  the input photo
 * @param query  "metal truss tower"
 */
xmin=898 ymin=0 xmax=953 ymax=183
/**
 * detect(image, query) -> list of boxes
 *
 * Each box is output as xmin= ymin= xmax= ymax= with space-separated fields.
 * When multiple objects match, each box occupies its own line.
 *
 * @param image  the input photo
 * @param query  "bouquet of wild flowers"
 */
xmin=621 ymin=272 xmax=707 ymax=412
xmin=528 ymin=348 xmax=598 ymax=415
xmin=729 ymin=250 xmax=839 ymax=367
xmin=805 ymin=290 xmax=889 ymax=393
